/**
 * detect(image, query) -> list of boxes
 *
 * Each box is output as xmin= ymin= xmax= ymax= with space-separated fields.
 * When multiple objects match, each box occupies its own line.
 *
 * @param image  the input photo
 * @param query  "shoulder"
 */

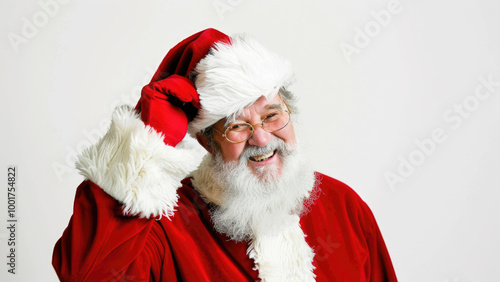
xmin=309 ymin=172 xmax=376 ymax=225
xmin=161 ymin=178 xmax=213 ymax=228
xmin=313 ymin=172 xmax=366 ymax=206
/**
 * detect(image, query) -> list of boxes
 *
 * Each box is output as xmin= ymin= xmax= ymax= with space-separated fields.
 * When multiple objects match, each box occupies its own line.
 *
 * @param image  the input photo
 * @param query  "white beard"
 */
xmin=191 ymin=138 xmax=316 ymax=242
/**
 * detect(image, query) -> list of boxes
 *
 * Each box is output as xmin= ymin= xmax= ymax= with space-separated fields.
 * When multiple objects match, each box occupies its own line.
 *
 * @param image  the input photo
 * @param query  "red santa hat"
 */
xmin=136 ymin=28 xmax=295 ymax=146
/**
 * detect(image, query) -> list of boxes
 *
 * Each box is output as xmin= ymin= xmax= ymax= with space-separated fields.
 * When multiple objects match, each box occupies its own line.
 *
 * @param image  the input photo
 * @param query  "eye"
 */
xmin=264 ymin=111 xmax=281 ymax=122
xmin=228 ymin=123 xmax=250 ymax=132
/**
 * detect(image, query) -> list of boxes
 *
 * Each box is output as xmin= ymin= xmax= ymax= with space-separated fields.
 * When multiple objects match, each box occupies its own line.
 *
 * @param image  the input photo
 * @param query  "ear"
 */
xmin=196 ymin=132 xmax=213 ymax=155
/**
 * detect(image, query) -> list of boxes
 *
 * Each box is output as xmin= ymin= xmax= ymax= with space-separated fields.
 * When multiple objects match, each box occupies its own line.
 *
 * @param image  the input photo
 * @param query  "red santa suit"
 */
xmin=52 ymin=28 xmax=397 ymax=281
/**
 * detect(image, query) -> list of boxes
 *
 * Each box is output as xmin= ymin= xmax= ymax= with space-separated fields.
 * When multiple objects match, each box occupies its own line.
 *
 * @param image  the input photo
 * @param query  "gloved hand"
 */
xmin=136 ymin=74 xmax=201 ymax=147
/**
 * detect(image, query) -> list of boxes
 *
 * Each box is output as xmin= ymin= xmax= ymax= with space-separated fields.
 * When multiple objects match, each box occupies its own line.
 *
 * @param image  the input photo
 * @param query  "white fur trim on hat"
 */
xmin=75 ymin=105 xmax=203 ymax=219
xmin=189 ymin=33 xmax=294 ymax=135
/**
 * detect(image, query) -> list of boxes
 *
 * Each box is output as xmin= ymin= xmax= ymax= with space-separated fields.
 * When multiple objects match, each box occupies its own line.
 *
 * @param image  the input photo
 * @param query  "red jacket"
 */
xmin=53 ymin=173 xmax=397 ymax=281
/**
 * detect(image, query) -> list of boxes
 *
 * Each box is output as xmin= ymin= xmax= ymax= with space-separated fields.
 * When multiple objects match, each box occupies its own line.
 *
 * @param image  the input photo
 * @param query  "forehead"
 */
xmin=247 ymin=94 xmax=284 ymax=110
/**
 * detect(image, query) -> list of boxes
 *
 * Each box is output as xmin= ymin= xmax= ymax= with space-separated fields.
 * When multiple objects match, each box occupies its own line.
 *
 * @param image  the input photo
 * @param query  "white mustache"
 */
xmin=240 ymin=138 xmax=292 ymax=160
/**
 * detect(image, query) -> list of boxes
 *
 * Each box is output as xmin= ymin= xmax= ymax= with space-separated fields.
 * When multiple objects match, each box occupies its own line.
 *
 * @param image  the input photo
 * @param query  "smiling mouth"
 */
xmin=249 ymin=150 xmax=276 ymax=162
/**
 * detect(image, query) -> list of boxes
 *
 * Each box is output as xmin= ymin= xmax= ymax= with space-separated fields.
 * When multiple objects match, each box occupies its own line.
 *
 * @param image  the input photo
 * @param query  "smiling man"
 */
xmin=53 ymin=28 xmax=397 ymax=281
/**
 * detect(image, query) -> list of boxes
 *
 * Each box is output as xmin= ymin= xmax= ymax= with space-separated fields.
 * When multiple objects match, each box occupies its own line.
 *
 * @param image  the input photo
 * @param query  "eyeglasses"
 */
xmin=213 ymin=104 xmax=292 ymax=144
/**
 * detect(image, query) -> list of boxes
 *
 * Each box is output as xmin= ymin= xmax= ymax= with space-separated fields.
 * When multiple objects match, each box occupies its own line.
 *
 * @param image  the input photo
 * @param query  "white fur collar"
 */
xmin=248 ymin=216 xmax=316 ymax=281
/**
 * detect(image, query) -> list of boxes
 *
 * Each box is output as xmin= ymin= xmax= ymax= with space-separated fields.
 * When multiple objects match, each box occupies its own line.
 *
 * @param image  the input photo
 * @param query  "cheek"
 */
xmin=217 ymin=139 xmax=244 ymax=162
xmin=221 ymin=146 xmax=239 ymax=162
xmin=279 ymin=123 xmax=296 ymax=145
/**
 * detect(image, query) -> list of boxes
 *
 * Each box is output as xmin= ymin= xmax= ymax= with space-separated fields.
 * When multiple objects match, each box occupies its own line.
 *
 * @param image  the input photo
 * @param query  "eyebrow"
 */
xmin=265 ymin=103 xmax=284 ymax=111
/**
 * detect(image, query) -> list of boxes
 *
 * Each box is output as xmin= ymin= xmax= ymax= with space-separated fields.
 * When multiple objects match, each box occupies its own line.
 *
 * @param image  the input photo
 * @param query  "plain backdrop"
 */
xmin=1 ymin=0 xmax=499 ymax=281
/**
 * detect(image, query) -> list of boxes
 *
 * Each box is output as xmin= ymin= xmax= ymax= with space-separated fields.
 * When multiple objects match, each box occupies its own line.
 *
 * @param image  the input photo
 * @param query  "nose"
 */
xmin=247 ymin=126 xmax=273 ymax=147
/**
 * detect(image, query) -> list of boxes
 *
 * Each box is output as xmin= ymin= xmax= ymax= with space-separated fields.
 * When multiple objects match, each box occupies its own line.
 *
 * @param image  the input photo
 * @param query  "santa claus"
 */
xmin=53 ymin=28 xmax=397 ymax=281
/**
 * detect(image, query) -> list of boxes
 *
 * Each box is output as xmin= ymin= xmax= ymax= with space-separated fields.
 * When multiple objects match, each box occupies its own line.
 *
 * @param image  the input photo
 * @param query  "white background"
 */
xmin=1 ymin=0 xmax=499 ymax=281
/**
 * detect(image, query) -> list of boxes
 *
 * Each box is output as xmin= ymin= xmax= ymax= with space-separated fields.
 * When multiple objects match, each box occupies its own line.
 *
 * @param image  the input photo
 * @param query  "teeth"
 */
xmin=251 ymin=151 xmax=274 ymax=162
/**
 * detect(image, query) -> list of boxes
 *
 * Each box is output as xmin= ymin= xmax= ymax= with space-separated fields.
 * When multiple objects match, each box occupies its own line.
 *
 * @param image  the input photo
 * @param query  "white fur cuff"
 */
xmin=75 ymin=105 xmax=201 ymax=219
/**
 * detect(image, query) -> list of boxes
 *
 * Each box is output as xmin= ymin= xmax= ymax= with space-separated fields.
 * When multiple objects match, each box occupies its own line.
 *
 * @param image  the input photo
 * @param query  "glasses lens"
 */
xmin=262 ymin=110 xmax=290 ymax=132
xmin=225 ymin=123 xmax=252 ymax=143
